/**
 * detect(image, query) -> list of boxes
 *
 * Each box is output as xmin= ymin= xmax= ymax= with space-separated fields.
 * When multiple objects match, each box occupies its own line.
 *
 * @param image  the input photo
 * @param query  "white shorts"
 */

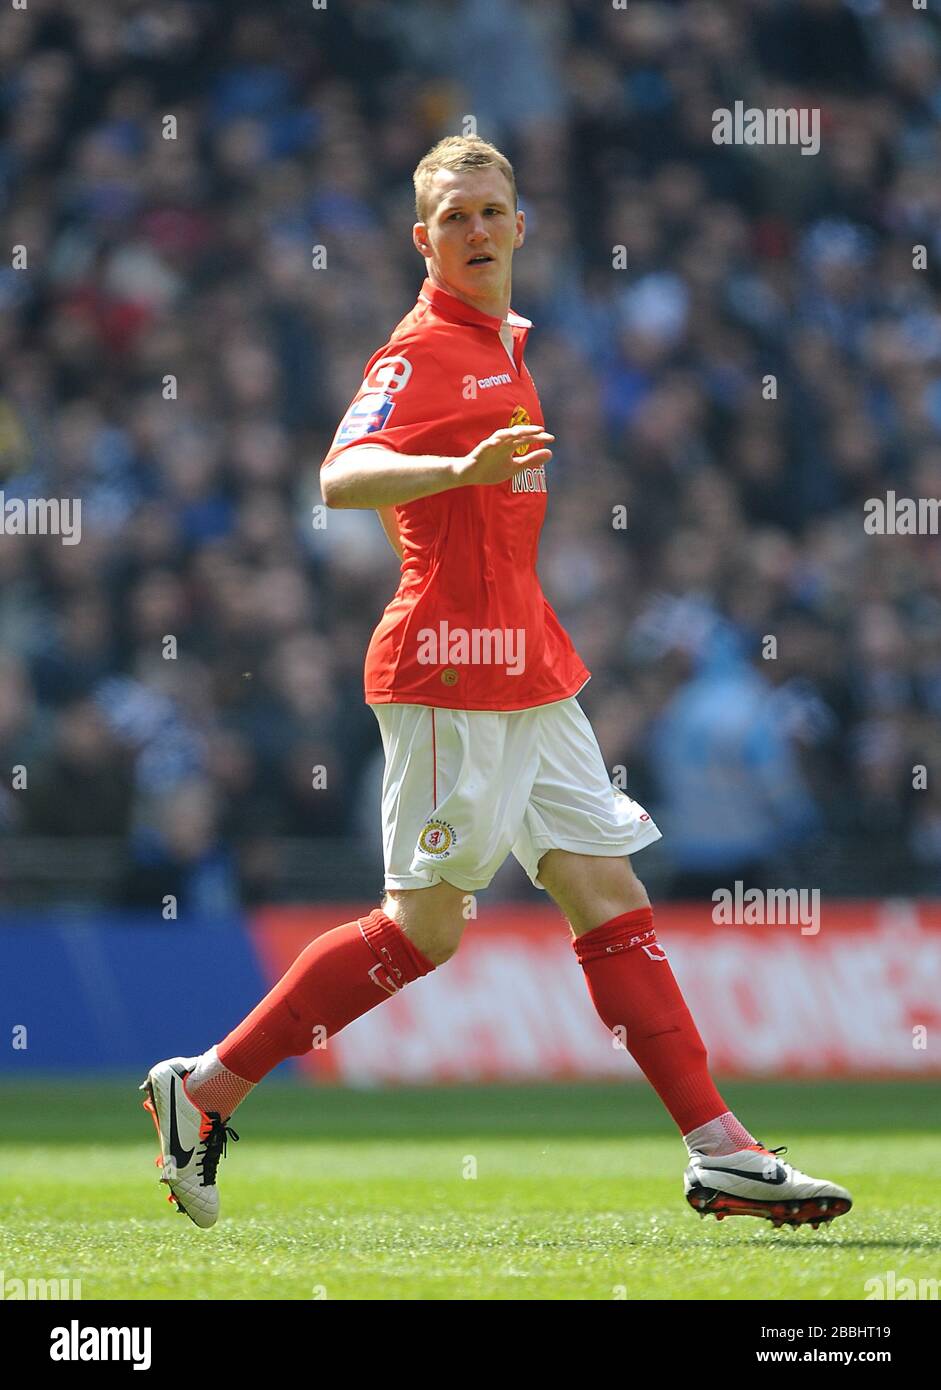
xmin=370 ymin=696 xmax=662 ymax=893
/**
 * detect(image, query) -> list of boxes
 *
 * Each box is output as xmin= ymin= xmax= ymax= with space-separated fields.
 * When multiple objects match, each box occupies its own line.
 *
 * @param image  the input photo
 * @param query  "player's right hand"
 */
xmin=454 ymin=425 xmax=555 ymax=487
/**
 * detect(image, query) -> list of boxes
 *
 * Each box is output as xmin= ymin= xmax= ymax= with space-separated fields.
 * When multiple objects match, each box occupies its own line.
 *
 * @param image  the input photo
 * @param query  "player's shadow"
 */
xmin=698 ymin=1236 xmax=941 ymax=1251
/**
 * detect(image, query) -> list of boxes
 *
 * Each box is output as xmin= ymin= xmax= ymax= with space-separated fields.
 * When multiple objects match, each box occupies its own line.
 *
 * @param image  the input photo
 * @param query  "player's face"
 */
xmin=414 ymin=168 xmax=524 ymax=317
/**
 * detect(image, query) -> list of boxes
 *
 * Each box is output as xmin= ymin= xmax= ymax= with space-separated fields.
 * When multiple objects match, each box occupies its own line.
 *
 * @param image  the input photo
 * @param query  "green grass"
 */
xmin=1 ymin=1080 xmax=939 ymax=1300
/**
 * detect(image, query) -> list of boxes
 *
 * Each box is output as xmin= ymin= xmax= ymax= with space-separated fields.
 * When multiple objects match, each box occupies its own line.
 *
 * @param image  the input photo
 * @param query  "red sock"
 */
xmin=573 ymin=907 xmax=728 ymax=1134
xmin=218 ymin=909 xmax=435 ymax=1082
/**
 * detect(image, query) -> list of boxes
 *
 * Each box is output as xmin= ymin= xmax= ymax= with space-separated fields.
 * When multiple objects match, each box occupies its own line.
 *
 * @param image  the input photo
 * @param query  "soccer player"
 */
xmin=141 ymin=136 xmax=851 ymax=1233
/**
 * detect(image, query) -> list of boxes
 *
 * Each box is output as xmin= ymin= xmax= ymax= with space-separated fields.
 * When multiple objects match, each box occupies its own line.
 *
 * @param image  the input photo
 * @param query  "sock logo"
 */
xmin=642 ymin=943 xmax=668 ymax=962
xmin=605 ymin=928 xmax=657 ymax=954
xmin=368 ymin=963 xmax=401 ymax=994
xmin=367 ymin=944 xmax=404 ymax=995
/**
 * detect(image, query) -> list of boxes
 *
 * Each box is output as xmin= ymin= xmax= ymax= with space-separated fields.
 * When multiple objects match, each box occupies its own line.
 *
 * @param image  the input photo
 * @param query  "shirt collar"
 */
xmin=418 ymin=277 xmax=533 ymax=333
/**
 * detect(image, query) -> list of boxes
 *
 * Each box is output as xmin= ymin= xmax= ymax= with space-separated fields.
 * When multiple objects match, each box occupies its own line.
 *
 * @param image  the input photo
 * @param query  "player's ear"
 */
xmin=413 ymin=223 xmax=432 ymax=259
xmin=514 ymin=208 xmax=525 ymax=249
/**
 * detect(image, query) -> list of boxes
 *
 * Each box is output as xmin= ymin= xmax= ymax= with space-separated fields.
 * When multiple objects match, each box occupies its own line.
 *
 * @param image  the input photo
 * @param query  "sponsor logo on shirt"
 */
xmin=511 ymin=466 xmax=547 ymax=494
xmin=477 ymin=372 xmax=512 ymax=390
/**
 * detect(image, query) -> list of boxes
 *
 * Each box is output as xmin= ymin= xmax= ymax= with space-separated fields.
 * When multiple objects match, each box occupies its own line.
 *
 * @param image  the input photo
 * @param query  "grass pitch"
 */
xmin=0 ymin=1079 xmax=938 ymax=1300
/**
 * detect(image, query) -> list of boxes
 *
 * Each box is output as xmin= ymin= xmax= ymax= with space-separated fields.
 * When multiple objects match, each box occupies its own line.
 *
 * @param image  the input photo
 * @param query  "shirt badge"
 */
xmin=509 ymin=405 xmax=531 ymax=454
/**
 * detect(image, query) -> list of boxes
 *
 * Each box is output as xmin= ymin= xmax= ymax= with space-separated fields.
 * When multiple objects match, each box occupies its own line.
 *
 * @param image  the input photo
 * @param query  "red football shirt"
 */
xmin=322 ymin=277 xmax=591 ymax=711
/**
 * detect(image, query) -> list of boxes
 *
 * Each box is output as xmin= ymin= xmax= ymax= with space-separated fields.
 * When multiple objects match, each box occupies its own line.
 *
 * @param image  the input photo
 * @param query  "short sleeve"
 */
xmin=321 ymin=341 xmax=451 ymax=469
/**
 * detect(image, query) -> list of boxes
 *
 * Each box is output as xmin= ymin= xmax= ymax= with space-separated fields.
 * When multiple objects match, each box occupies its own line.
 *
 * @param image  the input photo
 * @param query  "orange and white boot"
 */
xmin=684 ymin=1144 xmax=852 ymax=1229
xmin=140 ymin=1056 xmax=239 ymax=1228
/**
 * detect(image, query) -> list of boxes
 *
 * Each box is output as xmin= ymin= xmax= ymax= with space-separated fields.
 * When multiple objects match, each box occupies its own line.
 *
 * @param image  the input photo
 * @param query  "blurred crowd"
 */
xmin=1 ymin=0 xmax=941 ymax=909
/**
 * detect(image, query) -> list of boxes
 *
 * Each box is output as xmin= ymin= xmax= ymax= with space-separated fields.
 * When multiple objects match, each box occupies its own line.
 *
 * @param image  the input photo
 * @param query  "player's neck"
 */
xmin=426 ymin=268 xmax=511 ymax=322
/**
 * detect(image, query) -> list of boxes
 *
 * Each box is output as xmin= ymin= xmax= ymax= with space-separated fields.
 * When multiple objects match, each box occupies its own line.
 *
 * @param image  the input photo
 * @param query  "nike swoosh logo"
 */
xmin=168 ymin=1075 xmax=194 ymax=1168
xmin=706 ymin=1162 xmax=787 ymax=1185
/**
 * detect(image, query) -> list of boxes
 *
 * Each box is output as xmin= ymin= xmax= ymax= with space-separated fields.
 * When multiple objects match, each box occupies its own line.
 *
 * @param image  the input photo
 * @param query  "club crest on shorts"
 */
xmin=418 ymin=819 xmax=457 ymax=857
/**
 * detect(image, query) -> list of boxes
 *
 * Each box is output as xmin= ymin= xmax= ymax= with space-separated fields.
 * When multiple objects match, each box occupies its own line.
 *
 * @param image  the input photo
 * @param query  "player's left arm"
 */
xmin=376 ymin=504 xmax=403 ymax=560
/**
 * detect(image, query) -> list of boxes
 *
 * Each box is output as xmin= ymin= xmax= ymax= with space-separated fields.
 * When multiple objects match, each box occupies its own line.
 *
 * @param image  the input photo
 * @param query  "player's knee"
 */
xmin=381 ymin=888 xmax=465 ymax=966
xmin=595 ymin=858 xmax=649 ymax=918
xmin=409 ymin=924 xmax=463 ymax=964
xmin=625 ymin=863 xmax=648 ymax=902
xmin=396 ymin=914 xmax=464 ymax=965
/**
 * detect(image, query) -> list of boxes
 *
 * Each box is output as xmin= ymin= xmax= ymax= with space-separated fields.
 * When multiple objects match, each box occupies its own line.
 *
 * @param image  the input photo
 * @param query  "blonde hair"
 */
xmin=413 ymin=135 xmax=517 ymax=223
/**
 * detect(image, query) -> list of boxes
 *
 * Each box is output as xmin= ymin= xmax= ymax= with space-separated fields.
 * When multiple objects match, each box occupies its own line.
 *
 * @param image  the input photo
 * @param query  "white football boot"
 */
xmin=684 ymin=1144 xmax=852 ymax=1229
xmin=140 ymin=1056 xmax=239 ymax=1228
